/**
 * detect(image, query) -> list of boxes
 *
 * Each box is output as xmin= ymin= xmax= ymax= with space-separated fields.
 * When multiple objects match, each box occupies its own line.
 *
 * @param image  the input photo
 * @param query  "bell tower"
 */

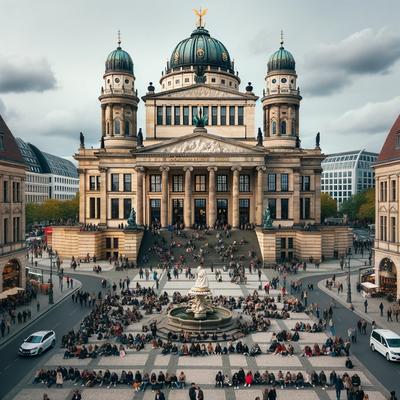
xmin=262 ymin=34 xmax=302 ymax=148
xmin=99 ymin=33 xmax=139 ymax=149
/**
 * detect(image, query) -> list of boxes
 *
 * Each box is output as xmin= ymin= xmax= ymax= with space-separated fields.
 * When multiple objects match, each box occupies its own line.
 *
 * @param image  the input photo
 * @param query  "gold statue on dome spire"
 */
xmin=193 ymin=7 xmax=208 ymax=28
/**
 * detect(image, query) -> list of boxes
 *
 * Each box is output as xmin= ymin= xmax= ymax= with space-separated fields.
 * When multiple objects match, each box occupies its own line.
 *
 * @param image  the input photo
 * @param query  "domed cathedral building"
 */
xmin=51 ymin=12 xmax=352 ymax=263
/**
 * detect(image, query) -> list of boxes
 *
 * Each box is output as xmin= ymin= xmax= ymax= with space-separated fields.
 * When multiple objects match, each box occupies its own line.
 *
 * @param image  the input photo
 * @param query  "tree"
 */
xmin=321 ymin=192 xmax=337 ymax=221
xmin=339 ymin=188 xmax=375 ymax=223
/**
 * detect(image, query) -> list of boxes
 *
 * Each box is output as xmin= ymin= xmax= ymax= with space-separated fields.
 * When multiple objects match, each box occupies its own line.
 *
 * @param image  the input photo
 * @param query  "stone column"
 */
xmin=99 ymin=167 xmax=107 ymax=225
xmin=314 ymin=169 xmax=322 ymax=223
xmin=78 ymin=169 xmax=86 ymax=224
xmin=183 ymin=167 xmax=193 ymax=228
xmin=231 ymin=167 xmax=241 ymax=228
xmin=256 ymin=166 xmax=266 ymax=225
xmin=207 ymin=167 xmax=217 ymax=228
xmin=101 ymin=105 xmax=106 ymax=136
xmin=160 ymin=166 xmax=169 ymax=228
xmin=292 ymin=169 xmax=300 ymax=224
xmin=135 ymin=166 xmax=145 ymax=226
xmin=110 ymin=105 xmax=114 ymax=136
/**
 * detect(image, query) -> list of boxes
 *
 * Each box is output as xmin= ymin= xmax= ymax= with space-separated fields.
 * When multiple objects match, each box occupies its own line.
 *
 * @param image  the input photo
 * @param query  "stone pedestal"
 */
xmin=123 ymin=228 xmax=144 ymax=261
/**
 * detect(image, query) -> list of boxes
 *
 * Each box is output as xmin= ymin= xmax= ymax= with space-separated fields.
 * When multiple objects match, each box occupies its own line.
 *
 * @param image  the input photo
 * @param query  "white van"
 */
xmin=370 ymin=329 xmax=400 ymax=361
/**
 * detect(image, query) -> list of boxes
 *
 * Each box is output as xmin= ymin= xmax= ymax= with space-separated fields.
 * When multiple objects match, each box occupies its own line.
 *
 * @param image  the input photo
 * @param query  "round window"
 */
xmin=125 ymin=79 xmax=129 ymax=84
xmin=281 ymin=78 xmax=287 ymax=83
xmin=272 ymin=79 xmax=276 ymax=84
xmin=291 ymin=79 xmax=294 ymax=83
xmin=115 ymin=78 xmax=120 ymax=83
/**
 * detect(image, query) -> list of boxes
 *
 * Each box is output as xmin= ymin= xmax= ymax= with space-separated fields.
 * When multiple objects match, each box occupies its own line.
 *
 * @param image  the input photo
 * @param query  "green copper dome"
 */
xmin=268 ymin=44 xmax=296 ymax=72
xmin=169 ymin=27 xmax=233 ymax=73
xmin=105 ymin=45 xmax=134 ymax=74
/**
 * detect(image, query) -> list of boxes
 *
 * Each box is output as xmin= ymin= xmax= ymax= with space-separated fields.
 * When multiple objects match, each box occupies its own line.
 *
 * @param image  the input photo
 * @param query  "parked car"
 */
xmin=19 ymin=330 xmax=56 ymax=357
xmin=370 ymin=329 xmax=400 ymax=361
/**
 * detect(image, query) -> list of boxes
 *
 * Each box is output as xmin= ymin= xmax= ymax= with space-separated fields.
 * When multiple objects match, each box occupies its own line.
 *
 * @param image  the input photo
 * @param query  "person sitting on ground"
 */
xmin=345 ymin=357 xmax=354 ymax=369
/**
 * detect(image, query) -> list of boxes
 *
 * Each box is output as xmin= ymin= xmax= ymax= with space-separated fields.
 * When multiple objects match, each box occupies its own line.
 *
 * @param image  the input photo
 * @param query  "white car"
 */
xmin=19 ymin=330 xmax=56 ymax=356
xmin=370 ymin=328 xmax=400 ymax=361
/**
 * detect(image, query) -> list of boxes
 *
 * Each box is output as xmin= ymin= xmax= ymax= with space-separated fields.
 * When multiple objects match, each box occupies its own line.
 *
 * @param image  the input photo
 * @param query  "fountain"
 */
xmin=155 ymin=266 xmax=247 ymax=341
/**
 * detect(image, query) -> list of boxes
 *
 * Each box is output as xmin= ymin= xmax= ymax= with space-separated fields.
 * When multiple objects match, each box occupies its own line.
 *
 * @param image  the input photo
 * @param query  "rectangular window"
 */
xmin=268 ymin=174 xmax=276 ymax=192
xmin=281 ymin=238 xmax=286 ymax=249
xmin=281 ymin=198 xmax=289 ymax=219
xmin=96 ymin=198 xmax=101 ymax=219
xmin=211 ymin=106 xmax=218 ymax=125
xmin=123 ymin=174 xmax=132 ymax=192
xmin=113 ymin=238 xmax=119 ymax=248
xmin=281 ymin=174 xmax=289 ymax=192
xmin=3 ymin=181 xmax=8 ymax=202
xmin=268 ymin=198 xmax=276 ymax=219
xmin=111 ymin=174 xmax=119 ymax=191
xmin=12 ymin=182 xmax=20 ymax=202
xmin=3 ymin=218 xmax=8 ymax=243
xmin=183 ymin=106 xmax=189 ymax=125
xmin=123 ymin=198 xmax=132 ymax=219
xmin=165 ymin=106 xmax=172 ymax=125
xmin=220 ymin=106 xmax=226 ymax=125
xmin=111 ymin=198 xmax=119 ymax=219
xmin=150 ymin=175 xmax=162 ymax=192
xmin=174 ymin=106 xmax=181 ymax=125
xmin=106 ymin=237 xmax=112 ymax=248
xmin=157 ymin=106 xmax=163 ymax=125
xmin=239 ymin=175 xmax=250 ymax=192
xmin=195 ymin=175 xmax=206 ymax=192
xmin=392 ymin=179 xmax=396 ymax=202
xmin=238 ymin=106 xmax=244 ymax=125
xmin=300 ymin=197 xmax=311 ymax=219
xmin=203 ymin=106 xmax=209 ymax=125
xmin=288 ymin=237 xmax=294 ymax=249
xmin=391 ymin=216 xmax=396 ymax=243
xmin=89 ymin=197 xmax=96 ymax=218
xmin=13 ymin=217 xmax=20 ymax=242
xmin=96 ymin=176 xmax=101 ymax=190
xmin=216 ymin=175 xmax=228 ymax=192
xmin=172 ymin=175 xmax=183 ymax=192
xmin=191 ymin=106 xmax=198 ymax=125
xmin=229 ymin=106 xmax=235 ymax=125
xmin=89 ymin=176 xmax=96 ymax=191
xmin=301 ymin=176 xmax=311 ymax=191
xmin=0 ymin=134 xmax=4 ymax=151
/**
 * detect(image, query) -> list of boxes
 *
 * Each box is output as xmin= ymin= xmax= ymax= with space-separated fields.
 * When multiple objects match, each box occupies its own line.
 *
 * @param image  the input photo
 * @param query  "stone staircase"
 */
xmin=137 ymin=228 xmax=262 ymax=269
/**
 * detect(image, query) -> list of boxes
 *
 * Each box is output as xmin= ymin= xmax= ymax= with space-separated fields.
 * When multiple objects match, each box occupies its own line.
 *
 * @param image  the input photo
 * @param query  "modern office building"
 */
xmin=321 ymin=150 xmax=378 ymax=208
xmin=51 ymin=13 xmax=352 ymax=263
xmin=374 ymin=114 xmax=400 ymax=299
xmin=16 ymin=138 xmax=79 ymax=203
xmin=0 ymin=114 xmax=26 ymax=293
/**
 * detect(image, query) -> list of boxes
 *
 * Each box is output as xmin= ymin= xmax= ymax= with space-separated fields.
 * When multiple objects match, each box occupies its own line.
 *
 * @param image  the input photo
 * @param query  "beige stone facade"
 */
xmin=0 ymin=115 xmax=26 ymax=292
xmin=51 ymin=21 xmax=351 ymax=263
xmin=373 ymin=114 xmax=400 ymax=298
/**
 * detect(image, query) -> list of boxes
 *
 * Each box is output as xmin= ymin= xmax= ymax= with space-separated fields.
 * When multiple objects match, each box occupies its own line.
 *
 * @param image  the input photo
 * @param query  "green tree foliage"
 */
xmin=321 ymin=192 xmax=337 ymax=221
xmin=339 ymin=188 xmax=375 ymax=223
xmin=26 ymin=195 xmax=79 ymax=226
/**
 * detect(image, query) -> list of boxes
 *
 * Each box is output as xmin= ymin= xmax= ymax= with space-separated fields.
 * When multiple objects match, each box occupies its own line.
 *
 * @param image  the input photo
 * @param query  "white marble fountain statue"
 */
xmin=187 ymin=265 xmax=213 ymax=319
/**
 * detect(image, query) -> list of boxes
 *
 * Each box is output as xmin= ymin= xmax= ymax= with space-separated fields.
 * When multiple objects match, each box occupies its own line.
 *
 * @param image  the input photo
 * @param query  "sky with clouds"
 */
xmin=0 ymin=0 xmax=400 ymax=159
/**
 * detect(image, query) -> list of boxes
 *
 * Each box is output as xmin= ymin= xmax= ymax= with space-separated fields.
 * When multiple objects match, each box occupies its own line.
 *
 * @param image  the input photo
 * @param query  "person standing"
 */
xmin=0 ymin=319 xmax=5 ymax=338
xmin=189 ymin=383 xmax=197 ymax=400
xmin=197 ymin=387 xmax=204 ymax=400
xmin=154 ymin=389 xmax=165 ymax=400
xmin=335 ymin=376 xmax=344 ymax=400
xmin=379 ymin=302 xmax=384 ymax=317
xmin=364 ymin=299 xmax=368 ymax=313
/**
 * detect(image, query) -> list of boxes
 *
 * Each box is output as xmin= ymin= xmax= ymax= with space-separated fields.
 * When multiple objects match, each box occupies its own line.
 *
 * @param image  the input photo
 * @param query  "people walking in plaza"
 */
xmin=364 ymin=299 xmax=368 ymax=313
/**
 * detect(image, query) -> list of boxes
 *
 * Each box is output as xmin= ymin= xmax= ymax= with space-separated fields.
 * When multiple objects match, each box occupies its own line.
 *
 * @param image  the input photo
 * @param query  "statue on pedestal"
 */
xmin=126 ymin=208 xmax=137 ymax=229
xmin=187 ymin=265 xmax=212 ymax=319
xmin=263 ymin=206 xmax=273 ymax=229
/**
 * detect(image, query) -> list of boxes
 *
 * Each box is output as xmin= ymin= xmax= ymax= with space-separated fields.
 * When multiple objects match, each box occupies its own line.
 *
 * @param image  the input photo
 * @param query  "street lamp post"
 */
xmin=346 ymin=254 xmax=352 ymax=304
xmin=48 ymin=250 xmax=54 ymax=304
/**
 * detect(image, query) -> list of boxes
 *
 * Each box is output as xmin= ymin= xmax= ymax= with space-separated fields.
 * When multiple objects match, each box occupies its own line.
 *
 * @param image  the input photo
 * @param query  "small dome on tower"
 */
xmin=105 ymin=33 xmax=134 ymax=74
xmin=267 ymin=35 xmax=295 ymax=72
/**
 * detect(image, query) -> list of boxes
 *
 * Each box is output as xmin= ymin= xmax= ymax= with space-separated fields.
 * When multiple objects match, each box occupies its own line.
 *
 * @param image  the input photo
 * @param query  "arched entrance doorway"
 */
xmin=2 ymin=259 xmax=21 ymax=291
xmin=379 ymin=258 xmax=397 ymax=296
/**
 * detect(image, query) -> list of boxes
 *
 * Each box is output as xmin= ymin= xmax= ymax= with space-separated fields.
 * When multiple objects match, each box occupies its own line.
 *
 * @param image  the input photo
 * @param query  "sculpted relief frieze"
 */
xmin=157 ymin=137 xmax=250 ymax=154
xmin=164 ymin=86 xmax=237 ymax=99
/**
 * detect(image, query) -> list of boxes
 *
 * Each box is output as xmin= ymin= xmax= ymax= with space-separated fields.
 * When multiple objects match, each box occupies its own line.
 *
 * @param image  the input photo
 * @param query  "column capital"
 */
xmin=160 ymin=166 xmax=170 ymax=173
xmin=135 ymin=166 xmax=145 ymax=173
xmin=256 ymin=166 xmax=267 ymax=172
xmin=231 ymin=166 xmax=242 ymax=172
xmin=98 ymin=167 xmax=108 ymax=173
xmin=207 ymin=166 xmax=218 ymax=172
xmin=77 ymin=168 xmax=86 ymax=174
xmin=183 ymin=166 xmax=193 ymax=172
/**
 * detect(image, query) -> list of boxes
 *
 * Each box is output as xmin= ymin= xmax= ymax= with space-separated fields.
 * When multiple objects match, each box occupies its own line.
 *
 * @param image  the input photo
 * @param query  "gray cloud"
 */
xmin=302 ymin=28 xmax=400 ymax=96
xmin=329 ymin=96 xmax=400 ymax=135
xmin=0 ymin=57 xmax=57 ymax=93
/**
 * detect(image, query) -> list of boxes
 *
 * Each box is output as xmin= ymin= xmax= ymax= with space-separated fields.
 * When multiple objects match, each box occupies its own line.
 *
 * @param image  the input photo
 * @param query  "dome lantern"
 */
xmin=267 ymin=32 xmax=296 ymax=73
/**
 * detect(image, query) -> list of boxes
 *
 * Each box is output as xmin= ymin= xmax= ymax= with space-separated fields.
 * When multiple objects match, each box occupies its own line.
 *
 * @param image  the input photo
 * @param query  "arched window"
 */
xmin=292 ymin=120 xmax=296 ymax=136
xmin=272 ymin=121 xmax=277 ymax=135
xmin=281 ymin=120 xmax=287 ymax=135
xmin=114 ymin=119 xmax=121 ymax=135
xmin=124 ymin=121 xmax=130 ymax=136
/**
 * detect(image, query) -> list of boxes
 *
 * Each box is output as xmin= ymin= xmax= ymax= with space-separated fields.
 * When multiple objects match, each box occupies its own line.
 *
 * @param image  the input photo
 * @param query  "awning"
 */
xmin=361 ymin=282 xmax=379 ymax=290
xmin=0 ymin=287 xmax=25 ymax=300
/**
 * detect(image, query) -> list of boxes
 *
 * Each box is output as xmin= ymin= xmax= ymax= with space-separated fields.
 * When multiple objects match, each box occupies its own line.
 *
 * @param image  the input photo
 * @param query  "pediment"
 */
xmin=152 ymin=84 xmax=255 ymax=100
xmin=379 ymin=205 xmax=387 ymax=212
xmin=136 ymin=132 xmax=265 ymax=155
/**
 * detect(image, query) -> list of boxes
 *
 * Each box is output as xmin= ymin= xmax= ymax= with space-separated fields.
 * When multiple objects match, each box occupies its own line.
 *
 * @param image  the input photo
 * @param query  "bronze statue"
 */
xmin=257 ymin=127 xmax=263 ymax=146
xmin=263 ymin=206 xmax=273 ymax=229
xmin=137 ymin=128 xmax=143 ymax=147
xmin=316 ymin=132 xmax=320 ymax=148
xmin=80 ymin=132 xmax=85 ymax=148
xmin=126 ymin=208 xmax=137 ymax=229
